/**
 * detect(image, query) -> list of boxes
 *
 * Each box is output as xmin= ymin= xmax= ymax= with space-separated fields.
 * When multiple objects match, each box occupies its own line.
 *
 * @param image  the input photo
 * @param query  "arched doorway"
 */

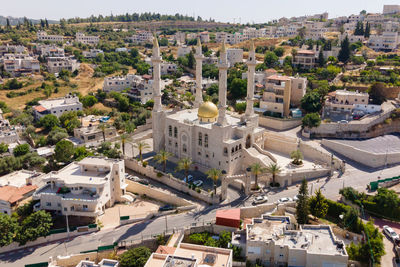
xmin=246 ymin=135 xmax=251 ymax=149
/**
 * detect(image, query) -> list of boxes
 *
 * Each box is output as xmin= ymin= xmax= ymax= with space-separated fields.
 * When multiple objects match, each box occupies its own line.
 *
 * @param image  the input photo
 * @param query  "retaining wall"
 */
xmin=259 ymin=116 xmax=302 ymax=131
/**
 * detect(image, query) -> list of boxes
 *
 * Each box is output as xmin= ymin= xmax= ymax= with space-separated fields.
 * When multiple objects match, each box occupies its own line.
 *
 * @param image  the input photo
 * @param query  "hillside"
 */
xmin=0 ymin=15 xmax=58 ymax=26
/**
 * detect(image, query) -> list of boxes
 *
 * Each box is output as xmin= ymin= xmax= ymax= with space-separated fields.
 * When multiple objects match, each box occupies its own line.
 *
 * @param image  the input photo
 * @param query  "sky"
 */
xmin=1 ymin=0 xmax=399 ymax=23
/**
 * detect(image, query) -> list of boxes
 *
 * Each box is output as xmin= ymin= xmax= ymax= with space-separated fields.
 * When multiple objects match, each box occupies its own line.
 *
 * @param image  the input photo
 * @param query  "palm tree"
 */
xmin=250 ymin=163 xmax=267 ymax=189
xmin=206 ymin=168 xmax=222 ymax=195
xmin=154 ymin=150 xmax=173 ymax=173
xmin=176 ymin=157 xmax=192 ymax=183
xmin=98 ymin=123 xmax=107 ymax=142
xmin=266 ymin=163 xmax=282 ymax=187
xmin=290 ymin=149 xmax=303 ymax=165
xmin=120 ymin=134 xmax=131 ymax=157
xmin=134 ymin=141 xmax=150 ymax=162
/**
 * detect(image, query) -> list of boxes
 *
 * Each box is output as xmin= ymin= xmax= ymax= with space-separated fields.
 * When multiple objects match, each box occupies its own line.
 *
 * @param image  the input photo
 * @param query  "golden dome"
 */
xmin=198 ymin=101 xmax=218 ymax=119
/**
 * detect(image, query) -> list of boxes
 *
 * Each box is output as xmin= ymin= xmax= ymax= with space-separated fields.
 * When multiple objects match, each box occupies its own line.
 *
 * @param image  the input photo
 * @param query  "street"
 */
xmin=1 ymin=158 xmax=399 ymax=266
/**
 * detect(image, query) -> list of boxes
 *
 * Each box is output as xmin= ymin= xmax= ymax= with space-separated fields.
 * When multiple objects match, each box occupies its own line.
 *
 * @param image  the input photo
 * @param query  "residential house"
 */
xmin=177 ymin=45 xmax=192 ymax=57
xmin=0 ymin=44 xmax=26 ymax=56
xmin=383 ymin=5 xmax=400 ymax=15
xmin=2 ymin=53 xmax=40 ymax=76
xmin=292 ymin=50 xmax=316 ymax=69
xmin=368 ymin=32 xmax=399 ymax=52
xmin=33 ymin=94 xmax=83 ymax=119
xmin=75 ymin=32 xmax=99 ymax=45
xmin=47 ymin=56 xmax=80 ymax=73
xmin=0 ymin=184 xmax=37 ymax=215
xmin=227 ymin=48 xmax=243 ymax=66
xmin=83 ymin=49 xmax=104 ymax=58
xmin=126 ymin=30 xmax=153 ymax=44
xmin=33 ymin=157 xmax=128 ymax=217
xmin=74 ymin=125 xmax=118 ymax=144
xmin=37 ymin=31 xmax=64 ymax=42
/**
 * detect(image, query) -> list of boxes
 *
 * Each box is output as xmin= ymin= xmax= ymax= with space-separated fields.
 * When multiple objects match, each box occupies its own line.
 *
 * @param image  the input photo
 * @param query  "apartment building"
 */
xmin=383 ymin=5 xmax=400 ymax=15
xmin=47 ymin=56 xmax=80 ymax=73
xmin=227 ymin=48 xmax=243 ymax=66
xmin=147 ymin=61 xmax=178 ymax=75
xmin=0 ymin=44 xmax=25 ymax=56
xmin=38 ymin=45 xmax=65 ymax=58
xmin=339 ymin=33 xmax=365 ymax=44
xmin=368 ymin=32 xmax=399 ymax=52
xmin=292 ymin=50 xmax=316 ymax=69
xmin=126 ymin=30 xmax=154 ymax=44
xmin=33 ymin=94 xmax=83 ymax=119
xmin=177 ymin=45 xmax=192 ymax=57
xmin=174 ymin=32 xmax=186 ymax=44
xmin=75 ymin=32 xmax=100 ymax=45
xmin=244 ymin=215 xmax=348 ymax=267
xmin=37 ymin=31 xmax=64 ymax=42
xmin=74 ymin=125 xmax=118 ymax=144
xmin=0 ymin=110 xmax=18 ymax=144
xmin=33 ymin=157 xmax=128 ymax=217
xmin=83 ymin=49 xmax=104 ymax=58
xmin=145 ymin=243 xmax=233 ymax=267
xmin=260 ymin=73 xmax=307 ymax=117
xmin=242 ymin=27 xmax=266 ymax=39
xmin=215 ymin=32 xmax=244 ymax=44
xmin=305 ymin=22 xmax=328 ymax=40
xmin=2 ymin=53 xmax=40 ymax=76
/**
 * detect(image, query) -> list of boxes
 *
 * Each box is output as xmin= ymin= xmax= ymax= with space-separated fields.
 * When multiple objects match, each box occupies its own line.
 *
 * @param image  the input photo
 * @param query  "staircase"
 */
xmin=244 ymin=146 xmax=275 ymax=168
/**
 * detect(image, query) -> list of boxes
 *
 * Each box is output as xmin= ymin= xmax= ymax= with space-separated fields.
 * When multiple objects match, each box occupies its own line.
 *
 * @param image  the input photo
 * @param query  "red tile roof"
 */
xmin=297 ymin=50 xmax=316 ymax=55
xmin=34 ymin=105 xmax=47 ymax=112
xmin=142 ymin=74 xmax=152 ymax=80
xmin=266 ymin=68 xmax=277 ymax=73
xmin=216 ymin=208 xmax=240 ymax=220
xmin=0 ymin=185 xmax=37 ymax=204
xmin=267 ymin=74 xmax=290 ymax=81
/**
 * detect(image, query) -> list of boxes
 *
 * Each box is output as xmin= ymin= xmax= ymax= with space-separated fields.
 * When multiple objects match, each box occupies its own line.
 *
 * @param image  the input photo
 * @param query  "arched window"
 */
xmin=183 ymin=144 xmax=187 ymax=153
xmin=175 ymin=142 xmax=178 ymax=148
xmin=239 ymin=144 xmax=242 ymax=150
xmin=198 ymin=132 xmax=202 ymax=146
xmin=223 ymin=147 xmax=228 ymax=155
xmin=231 ymin=147 xmax=235 ymax=153
xmin=174 ymin=127 xmax=178 ymax=138
xmin=235 ymin=145 xmax=238 ymax=152
xmin=168 ymin=126 xmax=172 ymax=137
xmin=204 ymin=134 xmax=208 ymax=148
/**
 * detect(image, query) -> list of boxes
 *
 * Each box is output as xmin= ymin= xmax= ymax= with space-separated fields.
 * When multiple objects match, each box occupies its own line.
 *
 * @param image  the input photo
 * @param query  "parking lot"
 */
xmin=334 ymin=134 xmax=400 ymax=154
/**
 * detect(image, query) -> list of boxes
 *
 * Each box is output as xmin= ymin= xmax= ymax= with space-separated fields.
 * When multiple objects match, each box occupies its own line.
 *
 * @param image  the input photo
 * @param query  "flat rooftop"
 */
xmin=335 ymin=90 xmax=368 ymax=96
xmin=0 ymin=170 xmax=42 ymax=187
xmin=277 ymin=225 xmax=346 ymax=256
xmin=38 ymin=97 xmax=80 ymax=109
xmin=247 ymin=216 xmax=289 ymax=242
xmin=331 ymin=134 xmax=400 ymax=154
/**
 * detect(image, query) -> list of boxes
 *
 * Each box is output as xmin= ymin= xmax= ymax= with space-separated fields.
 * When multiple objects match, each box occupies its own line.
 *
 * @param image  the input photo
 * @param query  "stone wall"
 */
xmin=125 ymin=159 xmax=219 ymax=204
xmin=126 ymin=180 xmax=194 ymax=207
xmin=322 ymin=139 xmax=400 ymax=168
xmin=258 ymin=116 xmax=302 ymax=131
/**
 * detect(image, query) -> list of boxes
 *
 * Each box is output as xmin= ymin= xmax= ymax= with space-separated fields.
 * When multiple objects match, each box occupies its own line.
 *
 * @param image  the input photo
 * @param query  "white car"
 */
xmin=278 ymin=197 xmax=293 ymax=203
xmin=293 ymin=195 xmax=299 ymax=201
xmin=383 ymin=225 xmax=399 ymax=241
xmin=184 ymin=175 xmax=194 ymax=183
xmin=252 ymin=195 xmax=268 ymax=205
xmin=193 ymin=180 xmax=203 ymax=187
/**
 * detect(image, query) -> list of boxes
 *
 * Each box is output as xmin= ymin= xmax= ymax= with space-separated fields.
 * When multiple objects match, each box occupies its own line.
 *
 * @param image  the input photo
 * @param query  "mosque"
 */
xmin=151 ymin=38 xmax=265 ymax=175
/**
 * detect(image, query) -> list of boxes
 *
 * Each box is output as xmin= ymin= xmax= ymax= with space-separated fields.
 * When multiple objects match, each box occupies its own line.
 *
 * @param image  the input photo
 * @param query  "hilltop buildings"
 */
xmin=2 ymin=53 xmax=40 ymax=76
xmin=46 ymin=56 xmax=80 ymax=73
xmin=75 ymin=32 xmax=99 ymax=45
xmin=37 ymin=31 xmax=64 ymax=42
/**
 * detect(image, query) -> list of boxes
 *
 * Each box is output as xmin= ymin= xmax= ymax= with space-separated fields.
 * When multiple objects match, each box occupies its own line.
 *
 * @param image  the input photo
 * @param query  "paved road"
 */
xmin=1 ymin=158 xmax=400 ymax=266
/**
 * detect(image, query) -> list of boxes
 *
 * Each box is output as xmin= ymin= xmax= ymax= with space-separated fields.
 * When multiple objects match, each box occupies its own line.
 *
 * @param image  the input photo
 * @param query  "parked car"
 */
xmin=352 ymin=115 xmax=361 ymax=120
xmin=339 ymin=120 xmax=349 ymax=124
xmin=252 ymin=195 xmax=268 ymax=205
xmin=293 ymin=195 xmax=299 ymax=202
xmin=138 ymin=178 xmax=149 ymax=185
xmin=383 ymin=225 xmax=399 ymax=241
xmin=184 ymin=175 xmax=194 ymax=183
xmin=159 ymin=204 xmax=175 ymax=211
xmin=193 ymin=180 xmax=203 ymax=187
xmin=278 ymin=197 xmax=293 ymax=203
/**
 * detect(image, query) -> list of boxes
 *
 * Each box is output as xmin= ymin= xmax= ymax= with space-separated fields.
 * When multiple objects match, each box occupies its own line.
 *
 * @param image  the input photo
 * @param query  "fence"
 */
xmin=370 ymin=176 xmax=400 ymax=190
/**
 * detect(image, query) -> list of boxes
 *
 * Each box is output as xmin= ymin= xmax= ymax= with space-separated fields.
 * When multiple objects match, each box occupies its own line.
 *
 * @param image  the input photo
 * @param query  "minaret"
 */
xmin=217 ymin=42 xmax=229 ymax=126
xmin=194 ymin=38 xmax=204 ymax=108
xmin=152 ymin=37 xmax=162 ymax=112
xmin=151 ymin=36 xmax=165 ymax=152
xmin=245 ymin=41 xmax=256 ymax=119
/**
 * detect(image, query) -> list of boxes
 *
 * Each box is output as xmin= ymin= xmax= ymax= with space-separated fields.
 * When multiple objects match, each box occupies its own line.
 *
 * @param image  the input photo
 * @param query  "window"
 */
xmin=46 ymin=202 xmax=51 ymax=207
xmin=198 ymin=132 xmax=202 ymax=146
xmin=231 ymin=147 xmax=235 ymax=153
xmin=168 ymin=140 xmax=172 ymax=146
xmin=204 ymin=134 xmax=208 ymax=148
xmin=298 ymin=83 xmax=302 ymax=89
xmin=174 ymin=127 xmax=178 ymax=138
xmin=83 ymin=205 xmax=88 ymax=209
xmin=70 ymin=206 xmax=75 ymax=211
xmin=175 ymin=142 xmax=178 ymax=148
xmin=183 ymin=144 xmax=187 ymax=153
xmin=64 ymin=207 xmax=67 ymax=211
xmin=198 ymin=151 xmax=201 ymax=156
xmin=223 ymin=147 xmax=228 ymax=155
xmin=57 ymin=203 xmax=61 ymax=207
xmin=239 ymin=144 xmax=242 ymax=150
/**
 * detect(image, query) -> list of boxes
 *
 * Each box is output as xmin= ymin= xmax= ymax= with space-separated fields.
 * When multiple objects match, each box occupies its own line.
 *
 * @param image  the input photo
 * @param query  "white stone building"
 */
xmin=292 ymin=50 xmax=317 ymax=69
xmin=0 ymin=110 xmax=18 ymax=145
xmin=2 ymin=53 xmax=40 ymax=76
xmin=152 ymin=39 xmax=264 ymax=175
xmin=177 ymin=45 xmax=192 ymax=57
xmin=37 ymin=31 xmax=64 ymax=42
xmin=33 ymin=94 xmax=83 ymax=119
xmin=83 ymin=49 xmax=104 ymax=58
xmin=227 ymin=48 xmax=243 ymax=66
xmin=75 ymin=32 xmax=99 ymax=45
xmin=126 ymin=30 xmax=154 ymax=44
xmin=368 ymin=32 xmax=399 ymax=52
xmin=47 ymin=56 xmax=80 ymax=73
xmin=383 ymin=5 xmax=400 ymax=15
xmin=174 ymin=32 xmax=186 ymax=44
xmin=74 ymin=125 xmax=118 ymax=144
xmin=33 ymin=157 xmax=128 ymax=217
xmin=0 ymin=44 xmax=26 ymax=56
xmin=38 ymin=45 xmax=65 ymax=58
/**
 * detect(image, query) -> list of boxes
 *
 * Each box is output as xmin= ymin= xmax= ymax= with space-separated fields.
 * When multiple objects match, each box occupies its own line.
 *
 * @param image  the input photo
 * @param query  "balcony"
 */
xmin=34 ymin=184 xmax=100 ymax=203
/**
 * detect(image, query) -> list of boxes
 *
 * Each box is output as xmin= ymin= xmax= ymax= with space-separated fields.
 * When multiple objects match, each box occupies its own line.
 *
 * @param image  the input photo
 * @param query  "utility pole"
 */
xmin=165 ymin=215 xmax=168 ymax=233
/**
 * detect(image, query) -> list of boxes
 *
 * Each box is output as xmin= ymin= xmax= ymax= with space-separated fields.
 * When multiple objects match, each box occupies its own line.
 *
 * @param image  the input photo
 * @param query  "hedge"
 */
xmin=326 ymin=199 xmax=350 ymax=219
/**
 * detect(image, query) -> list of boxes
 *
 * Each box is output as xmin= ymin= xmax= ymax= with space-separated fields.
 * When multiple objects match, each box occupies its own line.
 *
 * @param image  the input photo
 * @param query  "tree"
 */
xmin=81 ymin=95 xmax=98 ymax=108
xmin=273 ymin=47 xmax=284 ymax=57
xmin=290 ymin=149 xmax=303 ymax=165
xmin=98 ymin=123 xmax=107 ymax=142
xmin=120 ymin=134 xmax=131 ymax=157
xmin=39 ymin=114 xmax=60 ymax=131
xmin=74 ymin=146 xmax=92 ymax=161
xmin=309 ymin=189 xmax=328 ymax=218
xmin=364 ymin=22 xmax=370 ymax=38
xmin=0 ymin=143 xmax=9 ymax=154
xmin=266 ymin=163 xmax=281 ymax=187
xmin=302 ymin=113 xmax=321 ymax=129
xmin=134 ymin=141 xmax=150 ymax=162
xmin=119 ymin=246 xmax=151 ymax=267
xmin=264 ymin=51 xmax=279 ymax=68
xmin=296 ymin=179 xmax=310 ymax=224
xmin=46 ymin=127 xmax=68 ymax=145
xmin=16 ymin=210 xmax=53 ymax=245
xmin=187 ymin=51 xmax=195 ymax=69
xmin=154 ymin=150 xmax=173 ymax=173
xmin=318 ymin=49 xmax=325 ymax=67
xmin=300 ymin=92 xmax=322 ymax=113
xmin=206 ymin=168 xmax=222 ymax=195
xmin=338 ymin=36 xmax=351 ymax=63
xmin=250 ymin=163 xmax=266 ymax=189
xmin=0 ymin=214 xmax=19 ymax=247
xmin=176 ymin=157 xmax=192 ymax=183
xmin=229 ymin=78 xmax=247 ymax=100
xmin=54 ymin=140 xmax=75 ymax=163
xmin=369 ymin=82 xmax=386 ymax=105
xmin=13 ymin=144 xmax=30 ymax=157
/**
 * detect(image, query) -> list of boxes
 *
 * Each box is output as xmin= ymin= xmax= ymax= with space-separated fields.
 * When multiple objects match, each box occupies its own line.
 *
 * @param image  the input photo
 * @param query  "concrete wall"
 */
xmin=126 ymin=180 xmax=193 ymax=207
xmin=322 ymin=139 xmax=400 ymax=168
xmin=0 ymin=227 xmax=98 ymax=254
xmin=125 ymin=159 xmax=219 ymax=204
xmin=259 ymin=115 xmax=302 ymax=131
xmin=53 ymin=250 xmax=113 ymax=267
